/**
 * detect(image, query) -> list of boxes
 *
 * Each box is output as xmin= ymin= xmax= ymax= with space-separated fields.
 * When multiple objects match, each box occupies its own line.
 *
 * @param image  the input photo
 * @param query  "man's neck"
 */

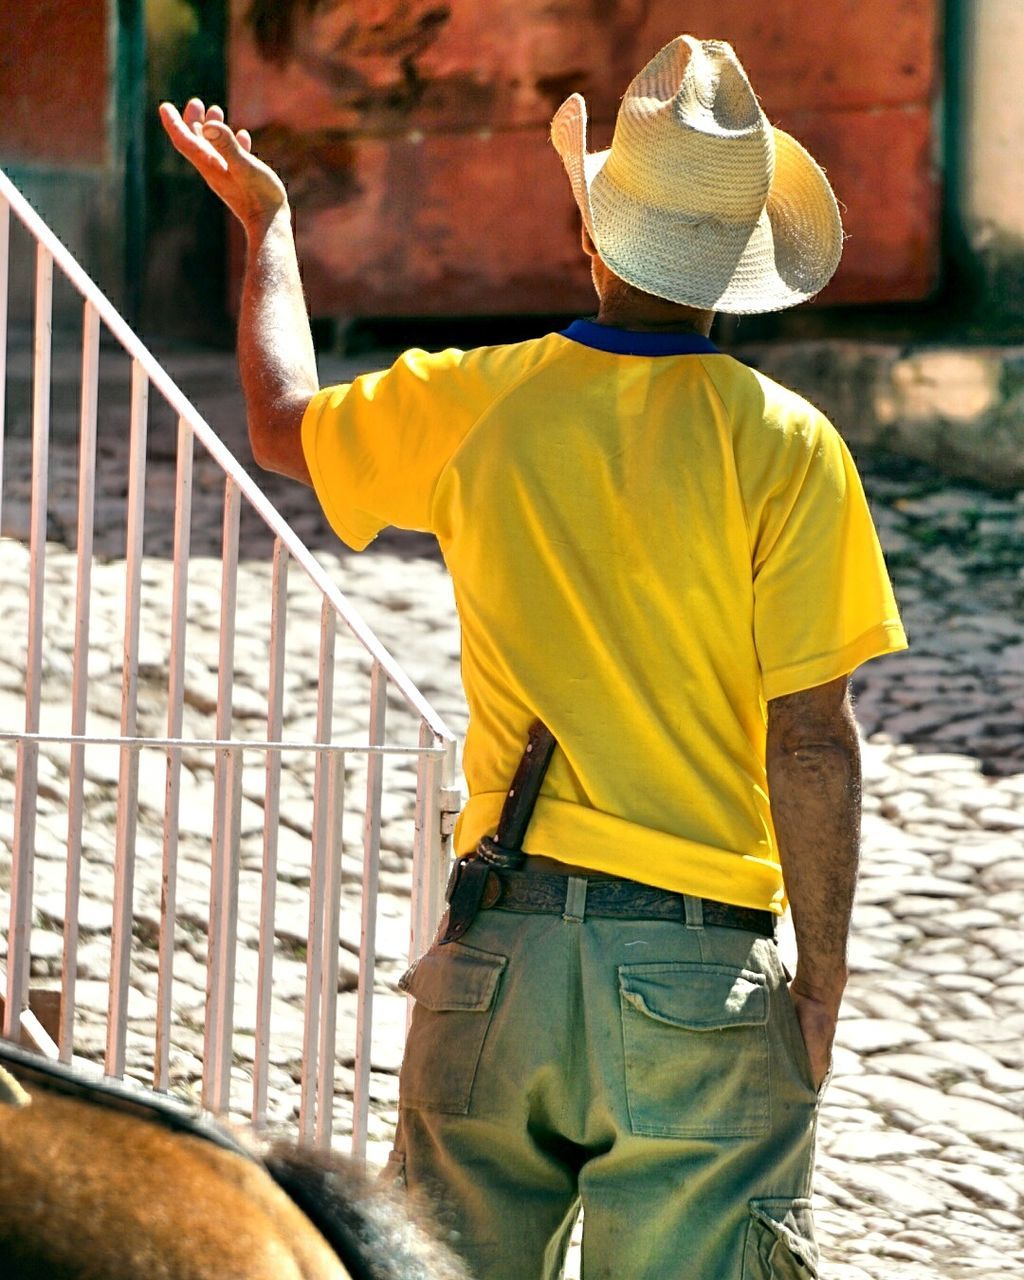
xmin=594 ymin=297 xmax=714 ymax=336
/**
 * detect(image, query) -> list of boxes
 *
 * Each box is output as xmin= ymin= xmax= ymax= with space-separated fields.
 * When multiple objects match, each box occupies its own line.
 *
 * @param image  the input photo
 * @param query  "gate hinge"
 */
xmin=439 ymin=785 xmax=462 ymax=837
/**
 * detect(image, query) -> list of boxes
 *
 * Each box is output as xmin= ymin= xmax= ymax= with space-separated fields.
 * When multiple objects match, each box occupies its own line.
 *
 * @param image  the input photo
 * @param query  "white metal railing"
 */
xmin=0 ymin=168 xmax=459 ymax=1157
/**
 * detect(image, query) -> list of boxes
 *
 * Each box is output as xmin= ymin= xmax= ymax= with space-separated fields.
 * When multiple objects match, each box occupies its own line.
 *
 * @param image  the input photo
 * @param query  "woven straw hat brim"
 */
xmin=552 ymin=89 xmax=844 ymax=315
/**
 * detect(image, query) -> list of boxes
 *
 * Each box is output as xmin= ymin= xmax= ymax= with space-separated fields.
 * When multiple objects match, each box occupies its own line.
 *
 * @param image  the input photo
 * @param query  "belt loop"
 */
xmin=563 ymin=876 xmax=588 ymax=923
xmin=683 ymin=895 xmax=704 ymax=930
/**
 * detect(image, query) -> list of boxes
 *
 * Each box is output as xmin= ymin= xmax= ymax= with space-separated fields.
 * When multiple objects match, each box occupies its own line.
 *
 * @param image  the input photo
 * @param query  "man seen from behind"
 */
xmin=162 ymin=34 xmax=908 ymax=1279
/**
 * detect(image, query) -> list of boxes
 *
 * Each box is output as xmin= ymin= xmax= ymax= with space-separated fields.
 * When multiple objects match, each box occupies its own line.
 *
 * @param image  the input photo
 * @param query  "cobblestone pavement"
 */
xmin=0 ymin=339 xmax=1022 ymax=1277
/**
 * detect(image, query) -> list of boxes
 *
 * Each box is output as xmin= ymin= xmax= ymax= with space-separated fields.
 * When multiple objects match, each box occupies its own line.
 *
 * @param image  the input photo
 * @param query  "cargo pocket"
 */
xmin=742 ymin=1199 xmax=819 ymax=1278
xmin=398 ymin=942 xmax=507 ymax=1114
xmin=619 ymin=962 xmax=770 ymax=1138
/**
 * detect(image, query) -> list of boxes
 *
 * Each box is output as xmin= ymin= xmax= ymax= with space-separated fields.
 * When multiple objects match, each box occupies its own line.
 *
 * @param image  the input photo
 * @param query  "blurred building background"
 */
xmin=0 ymin=1 xmax=1022 ymax=481
xmin=228 ymin=0 xmax=943 ymax=319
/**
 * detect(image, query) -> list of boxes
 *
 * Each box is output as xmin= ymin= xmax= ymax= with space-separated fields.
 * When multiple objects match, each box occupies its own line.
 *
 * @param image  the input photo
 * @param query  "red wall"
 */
xmin=0 ymin=1 xmax=109 ymax=166
xmin=230 ymin=0 xmax=941 ymax=315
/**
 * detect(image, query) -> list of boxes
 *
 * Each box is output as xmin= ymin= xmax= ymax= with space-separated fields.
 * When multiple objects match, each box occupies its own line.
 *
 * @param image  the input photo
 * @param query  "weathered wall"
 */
xmin=229 ymin=0 xmax=943 ymax=319
xmin=739 ymin=341 xmax=1024 ymax=490
xmin=0 ymin=0 xmax=136 ymax=320
xmin=0 ymin=1 xmax=108 ymax=166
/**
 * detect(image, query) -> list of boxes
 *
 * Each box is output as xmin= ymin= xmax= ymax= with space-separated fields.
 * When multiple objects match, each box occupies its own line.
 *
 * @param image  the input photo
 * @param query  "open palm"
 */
xmin=159 ymin=98 xmax=287 ymax=232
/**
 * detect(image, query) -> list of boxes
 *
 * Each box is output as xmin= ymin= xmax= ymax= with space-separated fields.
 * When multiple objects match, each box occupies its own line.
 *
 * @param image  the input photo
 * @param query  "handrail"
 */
xmin=0 ymin=167 xmax=460 ymax=1158
xmin=0 ymin=167 xmax=455 ymax=747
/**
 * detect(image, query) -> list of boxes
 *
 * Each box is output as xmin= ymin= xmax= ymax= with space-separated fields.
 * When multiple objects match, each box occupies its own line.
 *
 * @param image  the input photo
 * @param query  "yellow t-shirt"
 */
xmin=302 ymin=322 xmax=907 ymax=913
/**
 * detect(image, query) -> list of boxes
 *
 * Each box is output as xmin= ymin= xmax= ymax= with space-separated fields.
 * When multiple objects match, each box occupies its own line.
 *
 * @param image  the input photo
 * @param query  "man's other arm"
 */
xmin=766 ymin=674 xmax=860 ymax=1087
xmin=159 ymin=99 xmax=315 ymax=486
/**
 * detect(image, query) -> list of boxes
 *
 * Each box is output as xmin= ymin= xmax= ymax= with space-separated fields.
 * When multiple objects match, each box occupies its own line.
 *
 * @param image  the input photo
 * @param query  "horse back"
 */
xmin=0 ymin=1087 xmax=349 ymax=1280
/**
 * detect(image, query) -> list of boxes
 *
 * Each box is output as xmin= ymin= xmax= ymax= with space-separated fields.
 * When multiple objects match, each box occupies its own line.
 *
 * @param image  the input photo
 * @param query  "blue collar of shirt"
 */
xmin=559 ymin=318 xmax=719 ymax=357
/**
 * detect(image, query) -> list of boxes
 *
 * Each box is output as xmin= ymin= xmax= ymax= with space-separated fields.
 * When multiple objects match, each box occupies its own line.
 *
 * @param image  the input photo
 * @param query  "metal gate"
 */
xmin=0 ymin=168 xmax=459 ymax=1159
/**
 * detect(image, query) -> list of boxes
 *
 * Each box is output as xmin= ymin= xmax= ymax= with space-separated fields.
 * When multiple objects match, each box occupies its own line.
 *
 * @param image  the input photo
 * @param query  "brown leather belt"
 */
xmin=476 ymin=864 xmax=776 ymax=935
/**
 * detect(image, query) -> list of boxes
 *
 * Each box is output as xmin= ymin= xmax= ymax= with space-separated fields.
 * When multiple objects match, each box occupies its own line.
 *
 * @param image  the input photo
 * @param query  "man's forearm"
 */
xmin=239 ymin=205 xmax=319 ymax=481
xmin=766 ymin=699 xmax=861 ymax=1007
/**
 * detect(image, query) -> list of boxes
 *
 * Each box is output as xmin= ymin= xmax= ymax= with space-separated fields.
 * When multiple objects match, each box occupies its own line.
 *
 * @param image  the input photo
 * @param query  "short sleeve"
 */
xmin=751 ymin=417 xmax=907 ymax=701
xmin=301 ymin=347 xmax=481 ymax=550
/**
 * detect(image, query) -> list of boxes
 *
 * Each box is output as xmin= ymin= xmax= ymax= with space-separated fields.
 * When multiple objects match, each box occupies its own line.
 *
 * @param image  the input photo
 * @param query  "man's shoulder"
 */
xmin=702 ymin=355 xmax=834 ymax=439
xmin=404 ymin=331 xmax=566 ymax=384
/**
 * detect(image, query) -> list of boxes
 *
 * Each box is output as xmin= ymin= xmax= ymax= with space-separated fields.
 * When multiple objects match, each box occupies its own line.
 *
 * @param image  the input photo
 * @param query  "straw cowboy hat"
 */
xmin=550 ymin=36 xmax=844 ymax=314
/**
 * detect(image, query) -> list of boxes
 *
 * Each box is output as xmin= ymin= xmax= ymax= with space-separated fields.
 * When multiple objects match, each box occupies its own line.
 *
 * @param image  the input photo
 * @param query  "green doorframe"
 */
xmin=941 ymin=0 xmax=974 ymax=309
xmin=110 ymin=0 xmax=230 ymax=334
xmin=138 ymin=0 xmax=229 ymax=340
xmin=114 ymin=0 xmax=146 ymax=327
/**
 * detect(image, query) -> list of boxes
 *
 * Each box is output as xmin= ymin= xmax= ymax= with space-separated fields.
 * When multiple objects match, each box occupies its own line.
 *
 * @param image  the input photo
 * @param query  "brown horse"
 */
xmin=0 ymin=1040 xmax=469 ymax=1280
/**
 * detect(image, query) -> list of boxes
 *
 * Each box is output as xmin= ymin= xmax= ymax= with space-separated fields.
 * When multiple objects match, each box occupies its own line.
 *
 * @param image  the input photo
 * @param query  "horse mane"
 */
xmin=264 ymin=1144 xmax=472 ymax=1280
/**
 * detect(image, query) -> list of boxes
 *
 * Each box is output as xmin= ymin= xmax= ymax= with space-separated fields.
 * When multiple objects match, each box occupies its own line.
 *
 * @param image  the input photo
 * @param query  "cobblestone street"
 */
xmin=0 ymin=340 xmax=1022 ymax=1277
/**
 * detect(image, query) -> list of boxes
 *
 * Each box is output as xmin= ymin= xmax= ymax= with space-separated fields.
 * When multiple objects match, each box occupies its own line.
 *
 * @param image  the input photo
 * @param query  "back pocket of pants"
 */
xmin=619 ymin=962 xmax=770 ymax=1138
xmin=398 ymin=942 xmax=507 ymax=1114
xmin=742 ymin=1198 xmax=819 ymax=1278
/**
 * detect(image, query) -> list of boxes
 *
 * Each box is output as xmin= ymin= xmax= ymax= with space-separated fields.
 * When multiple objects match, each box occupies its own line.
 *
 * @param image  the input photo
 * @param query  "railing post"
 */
xmin=253 ymin=538 xmax=289 ymax=1128
xmin=61 ymin=299 xmax=101 ymax=1060
xmin=204 ymin=477 xmax=242 ymax=1112
xmin=438 ymin=737 xmax=459 ymax=913
xmin=352 ymin=660 xmax=387 ymax=1161
xmin=106 ymin=359 xmax=149 ymax=1078
xmin=155 ymin=417 xmax=194 ymax=1090
xmin=411 ymin=721 xmax=440 ymax=965
xmin=315 ymin=748 xmax=346 ymax=1147
xmin=3 ymin=243 xmax=52 ymax=1042
xmin=300 ymin=601 xmax=337 ymax=1143
xmin=205 ymin=745 xmax=244 ymax=1112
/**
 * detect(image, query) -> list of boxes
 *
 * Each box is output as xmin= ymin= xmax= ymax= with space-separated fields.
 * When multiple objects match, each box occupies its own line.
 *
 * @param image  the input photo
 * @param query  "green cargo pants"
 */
xmin=388 ymin=883 xmax=822 ymax=1279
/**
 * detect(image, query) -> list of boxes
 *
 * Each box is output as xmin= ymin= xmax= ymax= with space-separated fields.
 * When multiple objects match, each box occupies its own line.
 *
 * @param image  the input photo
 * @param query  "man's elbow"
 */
xmin=247 ymin=397 xmax=313 ymax=487
xmin=765 ymin=677 xmax=860 ymax=774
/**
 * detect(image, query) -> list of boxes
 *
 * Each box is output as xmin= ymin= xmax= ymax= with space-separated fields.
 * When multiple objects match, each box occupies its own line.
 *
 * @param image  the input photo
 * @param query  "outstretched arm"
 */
xmin=159 ymin=99 xmax=315 ymax=485
xmin=766 ymin=673 xmax=861 ymax=1086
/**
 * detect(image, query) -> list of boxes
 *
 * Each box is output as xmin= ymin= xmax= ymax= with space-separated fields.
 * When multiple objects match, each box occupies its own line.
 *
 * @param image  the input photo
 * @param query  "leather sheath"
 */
xmin=439 ymin=720 xmax=556 ymax=945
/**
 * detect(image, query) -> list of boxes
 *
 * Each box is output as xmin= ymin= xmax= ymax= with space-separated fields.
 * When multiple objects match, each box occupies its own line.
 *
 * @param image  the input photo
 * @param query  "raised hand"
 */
xmin=158 ymin=97 xmax=317 ymax=486
xmin=159 ymin=99 xmax=287 ymax=235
